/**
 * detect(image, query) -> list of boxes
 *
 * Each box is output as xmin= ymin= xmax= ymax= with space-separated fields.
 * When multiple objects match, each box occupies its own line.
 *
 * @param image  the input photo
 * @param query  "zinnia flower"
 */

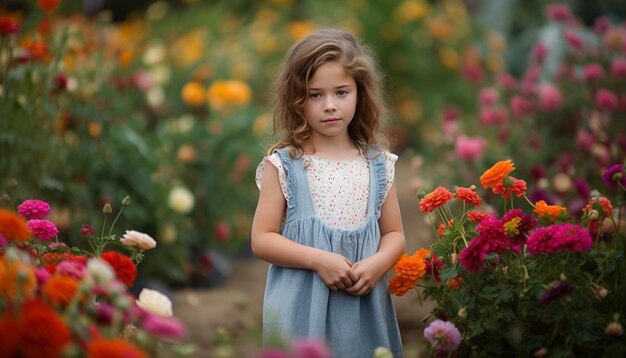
xmin=527 ymin=223 xmax=592 ymax=255
xmin=26 ymin=219 xmax=58 ymax=241
xmin=0 ymin=209 xmax=32 ymax=243
xmin=492 ymin=176 xmax=527 ymax=199
xmin=86 ymin=338 xmax=149 ymax=358
xmin=602 ymin=164 xmax=625 ymax=190
xmin=423 ymin=319 xmax=462 ymax=352
xmin=41 ymin=274 xmax=79 ymax=307
xmin=419 ymin=186 xmax=453 ymax=213
xmin=291 ymin=339 xmax=333 ymax=358
xmin=394 ymin=253 xmax=426 ymax=281
xmin=388 ymin=275 xmax=416 ymax=296
xmin=533 ymin=200 xmax=568 ymax=221
xmin=466 ymin=210 xmax=491 ymax=223
xmin=101 ymin=251 xmax=137 ymax=286
xmin=121 ymin=230 xmax=157 ymax=250
xmin=455 ymin=186 xmax=482 ymax=206
xmin=17 ymin=199 xmax=50 ymax=219
xmin=136 ymin=288 xmax=173 ymax=317
xmin=480 ymin=160 xmax=515 ymax=188
xmin=17 ymin=298 xmax=72 ymax=357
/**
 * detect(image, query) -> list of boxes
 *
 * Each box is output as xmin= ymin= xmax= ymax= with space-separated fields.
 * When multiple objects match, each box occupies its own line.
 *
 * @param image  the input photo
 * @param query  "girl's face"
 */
xmin=302 ymin=61 xmax=357 ymax=142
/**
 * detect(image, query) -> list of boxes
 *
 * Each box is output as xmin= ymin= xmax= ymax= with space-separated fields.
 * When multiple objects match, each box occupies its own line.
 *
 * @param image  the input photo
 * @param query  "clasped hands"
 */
xmin=314 ymin=251 xmax=385 ymax=296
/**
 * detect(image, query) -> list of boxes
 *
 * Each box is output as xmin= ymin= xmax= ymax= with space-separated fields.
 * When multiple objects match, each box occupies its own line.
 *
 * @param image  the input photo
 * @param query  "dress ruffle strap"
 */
xmin=274 ymin=148 xmax=296 ymax=210
xmin=366 ymin=146 xmax=387 ymax=219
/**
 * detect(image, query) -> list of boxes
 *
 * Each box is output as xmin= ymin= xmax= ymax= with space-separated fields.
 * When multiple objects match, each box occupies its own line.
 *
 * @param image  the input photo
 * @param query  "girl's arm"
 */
xmin=251 ymin=162 xmax=356 ymax=291
xmin=346 ymin=179 xmax=405 ymax=296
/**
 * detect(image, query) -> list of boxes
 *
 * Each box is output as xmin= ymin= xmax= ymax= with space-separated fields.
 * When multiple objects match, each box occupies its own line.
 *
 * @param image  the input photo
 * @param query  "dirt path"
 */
xmin=172 ymin=153 xmax=434 ymax=357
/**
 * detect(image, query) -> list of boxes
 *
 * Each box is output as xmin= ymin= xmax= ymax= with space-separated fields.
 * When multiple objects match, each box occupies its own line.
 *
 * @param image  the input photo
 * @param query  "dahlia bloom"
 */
xmin=17 ymin=199 xmax=51 ymax=220
xmin=26 ymin=219 xmax=59 ymax=241
xmin=480 ymin=160 xmax=515 ymax=188
xmin=527 ymin=223 xmax=592 ymax=255
xmin=602 ymin=164 xmax=625 ymax=190
xmin=394 ymin=253 xmax=426 ymax=281
xmin=388 ymin=275 xmax=416 ymax=296
xmin=419 ymin=186 xmax=453 ymax=213
xmin=424 ymin=319 xmax=462 ymax=352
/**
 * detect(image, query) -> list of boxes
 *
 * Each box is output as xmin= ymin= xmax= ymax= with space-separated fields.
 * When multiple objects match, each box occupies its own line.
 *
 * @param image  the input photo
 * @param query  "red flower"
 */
xmin=492 ymin=176 xmax=527 ymax=199
xmin=0 ymin=18 xmax=20 ymax=35
xmin=467 ymin=210 xmax=491 ymax=223
xmin=101 ymin=251 xmax=137 ymax=286
xmin=455 ymin=186 xmax=482 ymax=206
xmin=17 ymin=299 xmax=72 ymax=357
xmin=419 ymin=187 xmax=453 ymax=213
xmin=38 ymin=0 xmax=60 ymax=12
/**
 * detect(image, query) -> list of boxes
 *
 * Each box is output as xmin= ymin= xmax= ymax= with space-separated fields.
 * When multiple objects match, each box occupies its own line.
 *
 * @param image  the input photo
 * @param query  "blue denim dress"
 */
xmin=262 ymin=147 xmax=403 ymax=358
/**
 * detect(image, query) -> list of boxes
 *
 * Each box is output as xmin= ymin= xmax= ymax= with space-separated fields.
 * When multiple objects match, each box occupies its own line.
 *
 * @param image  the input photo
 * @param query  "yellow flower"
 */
xmin=394 ymin=0 xmax=430 ymax=23
xmin=206 ymin=79 xmax=252 ymax=110
xmin=181 ymin=81 xmax=206 ymax=106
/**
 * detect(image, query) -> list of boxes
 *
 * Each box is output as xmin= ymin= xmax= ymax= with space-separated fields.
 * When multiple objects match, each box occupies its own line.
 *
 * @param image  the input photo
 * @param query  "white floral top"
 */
xmin=255 ymin=151 xmax=397 ymax=229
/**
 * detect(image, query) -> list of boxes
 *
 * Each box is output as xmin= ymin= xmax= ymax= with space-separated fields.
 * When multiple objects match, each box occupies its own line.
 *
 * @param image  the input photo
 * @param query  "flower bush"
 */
xmin=390 ymin=159 xmax=625 ymax=357
xmin=0 ymin=194 xmax=190 ymax=357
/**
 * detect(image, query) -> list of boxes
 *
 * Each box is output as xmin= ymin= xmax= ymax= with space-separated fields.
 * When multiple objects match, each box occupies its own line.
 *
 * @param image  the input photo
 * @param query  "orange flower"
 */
xmin=493 ymin=176 xmax=527 ymax=199
xmin=466 ymin=210 xmax=491 ymax=223
xmin=206 ymin=79 xmax=252 ymax=110
xmin=18 ymin=298 xmax=72 ymax=357
xmin=41 ymin=274 xmax=79 ymax=307
xmin=533 ymin=200 xmax=568 ymax=221
xmin=38 ymin=0 xmax=60 ymax=11
xmin=388 ymin=275 xmax=416 ymax=296
xmin=181 ymin=81 xmax=206 ymax=106
xmin=86 ymin=338 xmax=149 ymax=358
xmin=437 ymin=223 xmax=447 ymax=238
xmin=480 ymin=160 xmax=515 ymax=188
xmin=448 ymin=277 xmax=461 ymax=290
xmin=0 ymin=209 xmax=32 ymax=243
xmin=455 ymin=186 xmax=482 ymax=206
xmin=0 ymin=259 xmax=37 ymax=302
xmin=419 ymin=186 xmax=453 ymax=213
xmin=394 ymin=253 xmax=426 ymax=281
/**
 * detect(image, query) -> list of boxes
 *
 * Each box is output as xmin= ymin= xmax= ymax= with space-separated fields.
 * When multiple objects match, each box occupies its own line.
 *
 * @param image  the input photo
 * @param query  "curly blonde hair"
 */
xmin=268 ymin=28 xmax=390 ymax=157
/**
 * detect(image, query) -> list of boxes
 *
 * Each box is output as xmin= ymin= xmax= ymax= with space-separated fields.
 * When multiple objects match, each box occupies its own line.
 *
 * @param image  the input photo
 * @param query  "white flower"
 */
xmin=87 ymin=258 xmax=115 ymax=284
xmin=121 ymin=230 xmax=157 ymax=250
xmin=143 ymin=42 xmax=166 ymax=66
xmin=136 ymin=288 xmax=173 ymax=317
xmin=168 ymin=186 xmax=195 ymax=214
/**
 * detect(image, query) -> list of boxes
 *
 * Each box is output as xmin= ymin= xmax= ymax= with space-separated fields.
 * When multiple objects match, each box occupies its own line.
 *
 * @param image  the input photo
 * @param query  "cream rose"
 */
xmin=168 ymin=186 xmax=195 ymax=214
xmin=136 ymin=288 xmax=173 ymax=317
xmin=121 ymin=230 xmax=157 ymax=250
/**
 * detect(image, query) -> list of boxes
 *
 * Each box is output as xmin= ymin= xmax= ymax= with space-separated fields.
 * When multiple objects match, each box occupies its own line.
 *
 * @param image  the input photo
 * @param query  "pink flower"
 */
xmin=575 ymin=129 xmax=595 ymax=152
xmin=424 ymin=319 xmax=462 ymax=352
xmin=583 ymin=63 xmax=604 ymax=81
xmin=565 ymin=29 xmax=584 ymax=51
xmin=595 ymin=89 xmax=618 ymax=111
xmin=17 ymin=199 xmax=51 ymax=219
xmin=496 ymin=73 xmax=517 ymax=90
xmin=531 ymin=42 xmax=549 ymax=64
xmin=479 ymin=107 xmax=507 ymax=125
xmin=593 ymin=17 xmax=611 ymax=34
xmin=527 ymin=224 xmax=593 ymax=255
xmin=291 ymin=339 xmax=333 ymax=358
xmin=34 ymin=267 xmax=51 ymax=286
xmin=537 ymin=84 xmax=564 ymax=111
xmin=56 ymin=261 xmax=87 ymax=280
xmin=26 ymin=219 xmax=59 ymax=241
xmin=545 ymin=4 xmax=573 ymax=22
xmin=611 ymin=58 xmax=626 ymax=77
xmin=141 ymin=314 xmax=187 ymax=340
xmin=479 ymin=87 xmax=499 ymax=106
xmin=441 ymin=105 xmax=460 ymax=122
xmin=454 ymin=136 xmax=486 ymax=161
xmin=510 ymin=95 xmax=534 ymax=118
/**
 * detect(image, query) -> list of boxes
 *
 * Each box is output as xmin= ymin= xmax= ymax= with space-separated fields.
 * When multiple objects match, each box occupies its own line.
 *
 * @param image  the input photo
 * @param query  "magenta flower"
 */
xmin=602 ymin=164 xmax=625 ymax=190
xmin=26 ymin=219 xmax=59 ymax=241
xmin=34 ymin=267 xmax=51 ymax=286
xmin=17 ymin=199 xmax=51 ymax=219
xmin=545 ymin=4 xmax=573 ymax=22
xmin=95 ymin=303 xmax=115 ymax=326
xmin=479 ymin=107 xmax=507 ymax=125
xmin=527 ymin=224 xmax=592 ymax=255
xmin=537 ymin=84 xmax=563 ymax=111
xmin=583 ymin=63 xmax=604 ymax=81
xmin=455 ymin=136 xmax=486 ymax=161
xmin=611 ymin=58 xmax=626 ymax=77
xmin=510 ymin=95 xmax=534 ymax=119
xmin=496 ymin=73 xmax=517 ymax=90
xmin=565 ymin=29 xmax=584 ymax=50
xmin=479 ymin=87 xmax=499 ymax=106
xmin=141 ymin=314 xmax=187 ymax=339
xmin=595 ymin=89 xmax=618 ymax=111
xmin=0 ymin=18 xmax=20 ymax=35
xmin=291 ymin=339 xmax=333 ymax=358
xmin=540 ymin=280 xmax=574 ymax=305
xmin=575 ymin=129 xmax=595 ymax=152
xmin=424 ymin=319 xmax=462 ymax=352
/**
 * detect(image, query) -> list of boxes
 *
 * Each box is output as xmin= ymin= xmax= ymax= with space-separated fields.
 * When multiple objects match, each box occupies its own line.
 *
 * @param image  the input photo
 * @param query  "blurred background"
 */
xmin=1 ymin=0 xmax=625 ymax=356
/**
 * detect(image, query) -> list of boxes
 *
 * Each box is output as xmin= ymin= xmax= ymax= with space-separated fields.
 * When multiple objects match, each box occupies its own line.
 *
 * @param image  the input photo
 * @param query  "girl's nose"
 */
xmin=324 ymin=98 xmax=337 ymax=112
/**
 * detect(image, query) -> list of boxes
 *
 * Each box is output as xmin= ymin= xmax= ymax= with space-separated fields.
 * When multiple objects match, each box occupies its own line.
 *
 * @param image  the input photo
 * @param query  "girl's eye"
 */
xmin=309 ymin=93 xmax=321 ymax=99
xmin=337 ymin=90 xmax=348 ymax=97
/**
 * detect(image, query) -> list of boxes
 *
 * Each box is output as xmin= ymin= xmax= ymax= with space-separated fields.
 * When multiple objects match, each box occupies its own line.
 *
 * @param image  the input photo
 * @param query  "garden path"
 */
xmin=172 ymin=153 xmax=434 ymax=357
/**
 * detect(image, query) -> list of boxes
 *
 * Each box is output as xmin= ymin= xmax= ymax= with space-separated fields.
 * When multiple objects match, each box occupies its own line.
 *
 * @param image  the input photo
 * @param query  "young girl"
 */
xmin=251 ymin=28 xmax=405 ymax=357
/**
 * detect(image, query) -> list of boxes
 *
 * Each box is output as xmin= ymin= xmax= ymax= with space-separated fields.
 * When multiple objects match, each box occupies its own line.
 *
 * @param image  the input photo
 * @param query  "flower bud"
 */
xmin=102 ymin=203 xmax=112 ymax=214
xmin=8 ymin=179 xmax=18 ymax=189
xmin=612 ymin=172 xmax=623 ymax=182
xmin=450 ymin=253 xmax=458 ymax=265
xmin=605 ymin=321 xmax=623 ymax=336
xmin=81 ymin=224 xmax=95 ymax=238
xmin=502 ymin=176 xmax=514 ymax=186
xmin=596 ymin=287 xmax=608 ymax=299
xmin=586 ymin=210 xmax=599 ymax=221
xmin=2 ymin=193 xmax=10 ymax=205
xmin=458 ymin=307 xmax=467 ymax=319
xmin=121 ymin=195 xmax=131 ymax=207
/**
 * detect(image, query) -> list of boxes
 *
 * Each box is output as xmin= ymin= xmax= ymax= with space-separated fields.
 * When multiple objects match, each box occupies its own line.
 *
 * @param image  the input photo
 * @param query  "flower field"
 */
xmin=2 ymin=0 xmax=626 ymax=357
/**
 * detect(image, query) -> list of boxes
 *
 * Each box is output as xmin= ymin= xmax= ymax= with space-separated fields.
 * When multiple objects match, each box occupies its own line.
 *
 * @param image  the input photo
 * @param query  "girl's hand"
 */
xmin=313 ymin=251 xmax=356 ymax=291
xmin=345 ymin=254 xmax=387 ymax=296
